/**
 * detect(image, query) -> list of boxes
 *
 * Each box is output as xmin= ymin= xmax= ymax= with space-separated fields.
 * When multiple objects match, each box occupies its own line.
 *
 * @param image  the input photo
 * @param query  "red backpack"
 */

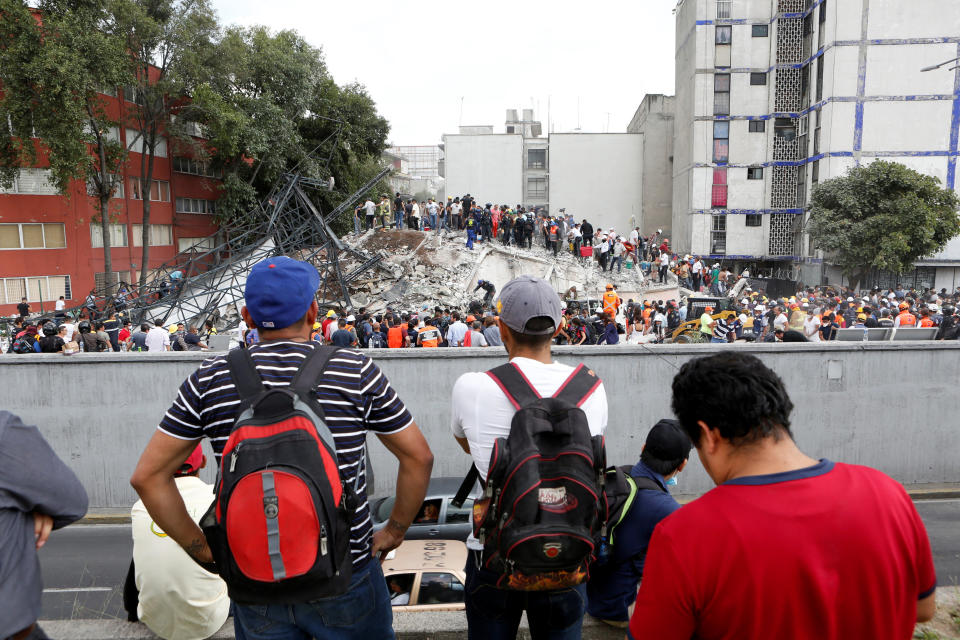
xmin=201 ymin=346 xmax=358 ymax=604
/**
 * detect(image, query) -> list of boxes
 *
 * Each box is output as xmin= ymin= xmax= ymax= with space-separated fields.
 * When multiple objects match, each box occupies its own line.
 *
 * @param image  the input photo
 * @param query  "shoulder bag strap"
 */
xmin=551 ymin=363 xmax=602 ymax=407
xmin=486 ymin=362 xmax=541 ymax=410
xmin=227 ymin=347 xmax=264 ymax=410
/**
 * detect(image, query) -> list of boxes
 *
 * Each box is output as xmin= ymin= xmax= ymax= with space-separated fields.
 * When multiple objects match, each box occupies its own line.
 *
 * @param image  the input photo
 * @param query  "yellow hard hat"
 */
xmin=326 ymin=310 xmax=336 ymax=318
xmin=313 ymin=322 xmax=321 ymax=330
xmin=168 ymin=325 xmax=178 ymax=333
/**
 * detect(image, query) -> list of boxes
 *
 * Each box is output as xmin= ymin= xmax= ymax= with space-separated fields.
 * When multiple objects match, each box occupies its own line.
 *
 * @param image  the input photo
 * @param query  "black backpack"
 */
xmin=474 ymin=362 xmax=605 ymax=590
xmin=200 ymin=347 xmax=358 ymax=604
xmin=595 ymin=466 xmax=665 ymax=567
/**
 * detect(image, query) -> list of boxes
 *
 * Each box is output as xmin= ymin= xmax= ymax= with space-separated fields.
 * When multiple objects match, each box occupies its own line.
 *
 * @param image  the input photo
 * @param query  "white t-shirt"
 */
xmin=659 ymin=252 xmax=670 ymax=266
xmin=61 ymin=322 xmax=76 ymax=342
xmin=55 ymin=299 xmax=65 ymax=311
xmin=451 ymin=357 xmax=608 ymax=481
xmin=132 ymin=476 xmax=229 ymax=640
xmin=363 ymin=200 xmax=376 ymax=216
xmin=450 ymin=357 xmax=608 ymax=550
xmin=630 ymin=229 xmax=639 ymax=244
xmin=692 ymin=261 xmax=704 ymax=274
xmin=145 ymin=327 xmax=171 ymax=352
xmin=450 ymin=203 xmax=462 ymax=217
xmin=774 ymin=313 xmax=789 ymax=331
xmin=804 ymin=315 xmax=822 ymax=341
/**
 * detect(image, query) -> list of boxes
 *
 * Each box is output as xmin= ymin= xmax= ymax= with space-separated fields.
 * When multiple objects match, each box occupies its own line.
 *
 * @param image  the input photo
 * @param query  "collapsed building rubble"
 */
xmin=335 ymin=229 xmax=680 ymax=315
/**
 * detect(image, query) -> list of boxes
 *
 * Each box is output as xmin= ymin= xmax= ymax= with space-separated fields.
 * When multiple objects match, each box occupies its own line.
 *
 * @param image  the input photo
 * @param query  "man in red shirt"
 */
xmin=630 ymin=352 xmax=936 ymax=640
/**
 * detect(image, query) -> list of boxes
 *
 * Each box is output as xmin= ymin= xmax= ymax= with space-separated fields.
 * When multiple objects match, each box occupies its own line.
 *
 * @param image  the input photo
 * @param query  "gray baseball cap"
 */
xmin=496 ymin=275 xmax=562 ymax=335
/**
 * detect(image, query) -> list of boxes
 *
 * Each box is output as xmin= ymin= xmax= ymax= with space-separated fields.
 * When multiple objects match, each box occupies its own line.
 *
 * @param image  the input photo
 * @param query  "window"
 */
xmin=99 ymin=86 xmax=118 ymax=97
xmin=750 ymin=72 xmax=768 ymax=85
xmin=172 ymin=156 xmax=221 ymax=178
xmin=819 ymin=0 xmax=827 ymax=23
xmin=717 ymin=0 xmax=731 ymax=19
xmin=123 ymin=86 xmax=145 ymax=105
xmin=0 ymin=223 xmax=67 ymax=249
xmin=527 ymin=177 xmax=547 ymax=199
xmin=86 ymin=174 xmax=124 ymax=199
xmin=1 ymin=275 xmax=71 ymax=303
xmin=714 ymin=74 xmax=731 ymax=115
xmin=445 ymin=498 xmax=473 ymax=524
xmin=812 ymin=160 xmax=820 ymax=184
xmin=748 ymin=167 xmax=764 ymax=180
xmin=506 ymin=125 xmax=515 ymax=134
xmin=176 ymin=197 xmax=217 ymax=215
xmin=715 ymin=26 xmax=732 ymax=45
xmin=178 ymin=236 xmax=216 ymax=253
xmin=753 ymin=24 xmax=769 ymax=37
xmin=749 ymin=120 xmax=766 ymax=133
xmin=711 ymin=215 xmax=727 ymax=254
xmin=713 ymin=121 xmax=729 ymax=163
xmin=418 ymin=572 xmax=465 ymax=605
xmin=125 ymin=128 xmax=168 ymax=157
xmin=527 ymin=149 xmax=547 ymax=170
xmin=132 ymin=224 xmax=173 ymax=247
xmin=712 ymin=168 xmax=728 ymax=208
xmin=90 ymin=223 xmax=128 ymax=248
xmin=128 ymin=178 xmax=170 ymax=202
xmin=0 ymin=168 xmax=58 ymax=195
xmin=82 ymin=123 xmax=121 ymax=144
xmin=746 ymin=214 xmax=763 ymax=227
xmin=774 ymin=118 xmax=797 ymax=141
xmin=94 ymin=271 xmax=131 ymax=290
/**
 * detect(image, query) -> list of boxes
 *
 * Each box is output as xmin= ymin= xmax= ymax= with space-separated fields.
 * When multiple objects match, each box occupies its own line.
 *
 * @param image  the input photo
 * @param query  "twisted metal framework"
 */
xmin=66 ymin=153 xmax=390 ymax=330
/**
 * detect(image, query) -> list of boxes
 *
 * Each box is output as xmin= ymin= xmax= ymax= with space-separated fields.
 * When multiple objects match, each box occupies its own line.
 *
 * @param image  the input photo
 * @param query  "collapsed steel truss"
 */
xmin=70 ymin=164 xmax=390 ymax=330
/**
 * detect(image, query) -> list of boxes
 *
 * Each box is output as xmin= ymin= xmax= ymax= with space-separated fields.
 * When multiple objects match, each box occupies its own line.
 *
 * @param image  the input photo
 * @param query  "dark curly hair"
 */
xmin=671 ymin=352 xmax=794 ymax=447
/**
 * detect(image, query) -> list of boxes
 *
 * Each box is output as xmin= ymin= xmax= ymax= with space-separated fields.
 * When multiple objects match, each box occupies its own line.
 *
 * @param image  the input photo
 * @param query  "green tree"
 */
xmin=808 ymin=160 xmax=960 ymax=289
xmin=0 ymin=0 xmax=132 ymax=293
xmin=112 ymin=0 xmax=217 ymax=290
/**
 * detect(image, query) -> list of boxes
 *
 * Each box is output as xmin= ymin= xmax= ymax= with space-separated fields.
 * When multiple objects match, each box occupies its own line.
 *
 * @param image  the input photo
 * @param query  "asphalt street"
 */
xmin=38 ymin=499 xmax=960 ymax=620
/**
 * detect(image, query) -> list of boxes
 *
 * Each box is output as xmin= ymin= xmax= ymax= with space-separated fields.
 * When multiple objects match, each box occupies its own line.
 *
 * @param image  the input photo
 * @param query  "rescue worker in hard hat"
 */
xmin=602 ymin=284 xmax=622 ymax=319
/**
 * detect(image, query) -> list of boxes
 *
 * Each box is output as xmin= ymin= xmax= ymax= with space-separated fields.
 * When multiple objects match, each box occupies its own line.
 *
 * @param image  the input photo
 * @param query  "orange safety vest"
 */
xmin=603 ymin=291 xmax=620 ymax=315
xmin=919 ymin=317 xmax=934 ymax=328
xmin=387 ymin=326 xmax=404 ymax=348
xmin=897 ymin=311 xmax=917 ymax=327
xmin=417 ymin=325 xmax=440 ymax=348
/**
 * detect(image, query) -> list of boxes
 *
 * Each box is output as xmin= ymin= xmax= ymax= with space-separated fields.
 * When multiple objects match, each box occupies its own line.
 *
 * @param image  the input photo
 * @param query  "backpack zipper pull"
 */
xmin=229 ymin=443 xmax=241 ymax=472
xmin=320 ymin=525 xmax=328 ymax=556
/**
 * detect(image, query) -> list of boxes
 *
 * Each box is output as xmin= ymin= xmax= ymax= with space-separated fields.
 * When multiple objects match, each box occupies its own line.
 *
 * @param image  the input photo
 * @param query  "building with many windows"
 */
xmin=672 ymin=0 xmax=960 ymax=289
xmin=0 ymin=89 xmax=219 ymax=316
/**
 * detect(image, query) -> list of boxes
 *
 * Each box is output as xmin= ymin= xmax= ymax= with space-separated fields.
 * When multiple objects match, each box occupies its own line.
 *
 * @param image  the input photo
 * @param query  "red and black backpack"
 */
xmin=200 ymin=346 xmax=358 ymax=604
xmin=473 ymin=362 xmax=606 ymax=591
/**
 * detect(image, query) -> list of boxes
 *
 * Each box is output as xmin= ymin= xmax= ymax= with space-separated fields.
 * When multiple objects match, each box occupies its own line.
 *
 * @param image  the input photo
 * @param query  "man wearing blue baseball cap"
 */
xmin=131 ymin=256 xmax=434 ymax=639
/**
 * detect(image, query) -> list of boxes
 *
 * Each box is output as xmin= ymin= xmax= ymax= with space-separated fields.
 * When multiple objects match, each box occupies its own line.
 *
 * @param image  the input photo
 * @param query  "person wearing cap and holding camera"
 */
xmin=130 ymin=256 xmax=434 ymax=639
xmin=586 ymin=419 xmax=691 ymax=630
xmin=450 ymin=275 xmax=609 ymax=640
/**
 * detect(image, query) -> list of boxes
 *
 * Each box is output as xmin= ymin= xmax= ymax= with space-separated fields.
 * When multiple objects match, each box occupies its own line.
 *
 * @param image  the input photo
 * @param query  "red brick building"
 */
xmin=0 ymin=87 xmax=220 ymax=316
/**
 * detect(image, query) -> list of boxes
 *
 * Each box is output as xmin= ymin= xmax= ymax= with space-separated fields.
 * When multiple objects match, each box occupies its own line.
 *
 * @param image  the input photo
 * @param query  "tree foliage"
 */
xmin=0 ymin=0 xmax=132 ymax=291
xmin=808 ymin=161 xmax=960 ymax=287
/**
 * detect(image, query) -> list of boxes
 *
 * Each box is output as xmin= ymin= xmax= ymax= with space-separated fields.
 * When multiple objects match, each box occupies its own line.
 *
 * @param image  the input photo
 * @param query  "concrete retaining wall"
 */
xmin=3 ymin=342 xmax=959 ymax=508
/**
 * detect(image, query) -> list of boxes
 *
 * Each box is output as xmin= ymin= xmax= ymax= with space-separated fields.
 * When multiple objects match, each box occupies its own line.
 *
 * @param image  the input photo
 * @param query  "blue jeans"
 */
xmin=466 ymin=229 xmax=476 ymax=249
xmin=394 ymin=212 xmax=403 ymax=229
xmin=233 ymin=559 xmax=393 ymax=640
xmin=429 ymin=214 xmax=437 ymax=229
xmin=353 ymin=216 xmax=361 ymax=234
xmin=465 ymin=551 xmax=587 ymax=640
xmin=710 ymin=336 xmax=726 ymax=343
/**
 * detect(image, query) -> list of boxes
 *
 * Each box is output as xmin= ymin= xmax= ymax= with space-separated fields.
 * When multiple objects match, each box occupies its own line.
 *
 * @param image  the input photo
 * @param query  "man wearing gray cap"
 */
xmin=450 ymin=275 xmax=609 ymax=640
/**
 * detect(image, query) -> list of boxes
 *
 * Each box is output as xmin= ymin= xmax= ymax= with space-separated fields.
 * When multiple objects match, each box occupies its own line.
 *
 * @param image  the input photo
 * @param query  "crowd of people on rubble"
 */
xmin=354 ymin=192 xmax=676 ymax=276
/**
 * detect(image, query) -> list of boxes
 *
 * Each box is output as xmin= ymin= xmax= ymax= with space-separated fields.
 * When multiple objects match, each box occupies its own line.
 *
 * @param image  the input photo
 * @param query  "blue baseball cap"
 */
xmin=245 ymin=257 xmax=319 ymax=330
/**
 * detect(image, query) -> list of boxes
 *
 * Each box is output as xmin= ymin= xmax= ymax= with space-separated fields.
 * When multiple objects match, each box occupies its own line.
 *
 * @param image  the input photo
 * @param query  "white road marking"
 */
xmin=43 ymin=587 xmax=113 ymax=593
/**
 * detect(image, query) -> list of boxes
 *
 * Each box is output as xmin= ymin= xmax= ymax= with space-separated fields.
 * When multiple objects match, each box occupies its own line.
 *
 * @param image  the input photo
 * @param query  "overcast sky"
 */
xmin=213 ymin=0 xmax=678 ymax=146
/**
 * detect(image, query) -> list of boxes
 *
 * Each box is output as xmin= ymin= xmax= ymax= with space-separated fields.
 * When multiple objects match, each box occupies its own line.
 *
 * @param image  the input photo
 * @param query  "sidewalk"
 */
xmin=40 ymin=587 xmax=960 ymax=639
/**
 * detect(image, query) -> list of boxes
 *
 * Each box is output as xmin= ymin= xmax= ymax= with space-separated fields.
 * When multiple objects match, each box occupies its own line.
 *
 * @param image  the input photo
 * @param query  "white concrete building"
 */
xmin=442 ymin=109 xmax=643 ymax=232
xmin=672 ymin=0 xmax=960 ymax=289
xmin=627 ymin=95 xmax=676 ymax=237
xmin=549 ymin=133 xmax=643 ymax=234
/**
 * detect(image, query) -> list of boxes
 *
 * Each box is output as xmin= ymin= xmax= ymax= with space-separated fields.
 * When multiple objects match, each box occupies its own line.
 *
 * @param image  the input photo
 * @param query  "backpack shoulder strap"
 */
xmin=289 ymin=346 xmax=341 ymax=420
xmin=486 ymin=362 xmax=541 ymax=410
xmin=227 ymin=347 xmax=264 ymax=407
xmin=551 ymin=364 xmax=602 ymax=407
xmin=631 ymin=476 xmax=668 ymax=493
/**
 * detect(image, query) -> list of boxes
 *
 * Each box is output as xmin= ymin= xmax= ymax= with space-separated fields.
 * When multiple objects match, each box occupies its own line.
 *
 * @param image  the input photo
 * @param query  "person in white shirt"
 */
xmin=363 ymin=198 xmax=377 ymax=231
xmin=126 ymin=445 xmax=229 ymax=640
xmin=773 ymin=307 xmax=789 ymax=332
xmin=61 ymin=319 xmax=77 ymax=343
xmin=445 ymin=311 xmax=469 ymax=346
xmin=450 ymin=275 xmax=608 ymax=639
xmin=145 ymin=321 xmax=171 ymax=352
xmin=692 ymin=258 xmax=705 ymax=291
xmin=55 ymin=296 xmax=65 ymax=311
xmin=803 ymin=310 xmax=822 ymax=342
xmin=658 ymin=250 xmax=671 ymax=283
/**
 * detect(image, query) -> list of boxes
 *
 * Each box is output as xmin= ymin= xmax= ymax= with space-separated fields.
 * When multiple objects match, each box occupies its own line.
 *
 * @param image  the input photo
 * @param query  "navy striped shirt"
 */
xmin=158 ymin=341 xmax=414 ymax=567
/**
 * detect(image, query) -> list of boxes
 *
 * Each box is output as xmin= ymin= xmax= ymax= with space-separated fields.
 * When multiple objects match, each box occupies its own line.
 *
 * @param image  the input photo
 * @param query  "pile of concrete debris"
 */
xmin=335 ymin=229 xmax=679 ymax=315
